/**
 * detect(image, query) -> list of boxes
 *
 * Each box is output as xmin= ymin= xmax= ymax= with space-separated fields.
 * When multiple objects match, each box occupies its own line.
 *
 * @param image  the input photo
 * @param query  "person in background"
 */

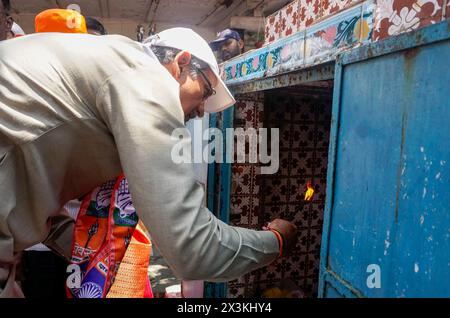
xmin=85 ymin=16 xmax=107 ymax=36
xmin=209 ymin=28 xmax=244 ymax=62
xmin=0 ymin=0 xmax=12 ymax=41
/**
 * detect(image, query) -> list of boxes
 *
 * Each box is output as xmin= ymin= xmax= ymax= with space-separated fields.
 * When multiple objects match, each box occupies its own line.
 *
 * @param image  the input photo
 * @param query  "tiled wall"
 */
xmin=227 ymin=86 xmax=333 ymax=298
xmin=322 ymin=0 xmax=363 ymax=16
xmin=265 ymin=0 xmax=449 ymax=45
xmin=373 ymin=0 xmax=446 ymax=41
xmin=229 ymin=0 xmax=450 ymax=85
xmin=229 ymin=92 xmax=265 ymax=229
xmin=224 ymin=2 xmax=373 ymax=85
xmin=227 ymin=92 xmax=265 ymax=297
xmin=298 ymin=0 xmax=323 ymax=30
xmin=264 ymin=0 xmax=364 ymax=44
xmin=265 ymin=1 xmax=300 ymax=44
xmin=265 ymin=0 xmax=319 ymax=44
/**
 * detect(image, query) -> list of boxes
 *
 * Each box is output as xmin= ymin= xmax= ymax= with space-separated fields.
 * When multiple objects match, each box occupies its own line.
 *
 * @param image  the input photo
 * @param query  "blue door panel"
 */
xmin=320 ymin=21 xmax=450 ymax=297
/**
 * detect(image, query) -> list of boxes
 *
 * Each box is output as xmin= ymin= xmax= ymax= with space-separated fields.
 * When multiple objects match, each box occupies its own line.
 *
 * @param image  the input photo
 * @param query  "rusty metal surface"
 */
xmin=341 ymin=19 xmax=450 ymax=66
xmin=228 ymin=61 xmax=335 ymax=94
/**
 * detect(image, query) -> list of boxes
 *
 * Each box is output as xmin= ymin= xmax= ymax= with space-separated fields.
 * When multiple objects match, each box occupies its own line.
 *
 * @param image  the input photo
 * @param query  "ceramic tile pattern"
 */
xmin=265 ymin=10 xmax=282 ymax=44
xmin=265 ymin=0 xmax=324 ymax=44
xmin=264 ymin=0 xmax=448 ymax=45
xmin=322 ymin=0 xmax=363 ymax=16
xmin=264 ymin=0 xmax=365 ymax=45
xmin=298 ymin=0 xmax=324 ymax=29
xmin=373 ymin=0 xmax=445 ymax=41
xmin=265 ymin=1 xmax=301 ymax=44
xmin=229 ymin=92 xmax=265 ymax=231
xmin=227 ymin=86 xmax=333 ymax=298
xmin=227 ymin=3 xmax=373 ymax=84
xmin=282 ymin=0 xmax=302 ymax=37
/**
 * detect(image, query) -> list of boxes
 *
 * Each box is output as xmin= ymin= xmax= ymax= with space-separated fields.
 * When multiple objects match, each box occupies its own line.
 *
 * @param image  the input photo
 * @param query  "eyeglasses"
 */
xmin=195 ymin=66 xmax=216 ymax=101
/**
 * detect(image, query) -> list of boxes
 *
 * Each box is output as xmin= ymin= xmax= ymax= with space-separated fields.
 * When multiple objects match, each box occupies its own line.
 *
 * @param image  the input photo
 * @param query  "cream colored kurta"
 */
xmin=0 ymin=33 xmax=279 ymax=297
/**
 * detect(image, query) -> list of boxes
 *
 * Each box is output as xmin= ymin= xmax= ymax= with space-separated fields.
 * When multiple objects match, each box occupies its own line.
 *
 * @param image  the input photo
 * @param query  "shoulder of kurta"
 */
xmin=96 ymin=62 xmax=184 ymax=125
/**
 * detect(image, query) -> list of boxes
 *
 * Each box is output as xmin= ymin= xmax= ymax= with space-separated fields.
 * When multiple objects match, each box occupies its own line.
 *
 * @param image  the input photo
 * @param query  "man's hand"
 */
xmin=267 ymin=219 xmax=298 ymax=257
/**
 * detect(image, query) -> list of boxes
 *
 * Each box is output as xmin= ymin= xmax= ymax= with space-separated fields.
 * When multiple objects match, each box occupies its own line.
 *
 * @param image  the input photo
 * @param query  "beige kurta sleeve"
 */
xmin=95 ymin=65 xmax=279 ymax=282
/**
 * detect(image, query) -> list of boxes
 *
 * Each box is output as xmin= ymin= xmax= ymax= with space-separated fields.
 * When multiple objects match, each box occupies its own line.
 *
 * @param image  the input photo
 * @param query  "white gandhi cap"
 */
xmin=144 ymin=27 xmax=236 ymax=113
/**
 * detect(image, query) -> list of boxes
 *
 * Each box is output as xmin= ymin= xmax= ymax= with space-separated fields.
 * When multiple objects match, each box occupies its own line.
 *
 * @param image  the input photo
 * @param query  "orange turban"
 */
xmin=35 ymin=9 xmax=87 ymax=34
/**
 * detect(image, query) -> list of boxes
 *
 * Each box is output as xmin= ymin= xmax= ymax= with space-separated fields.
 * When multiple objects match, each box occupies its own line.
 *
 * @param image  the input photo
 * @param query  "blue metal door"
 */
xmin=319 ymin=21 xmax=450 ymax=297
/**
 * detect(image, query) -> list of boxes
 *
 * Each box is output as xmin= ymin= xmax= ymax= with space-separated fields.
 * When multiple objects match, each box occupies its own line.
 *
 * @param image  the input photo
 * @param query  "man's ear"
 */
xmin=238 ymin=39 xmax=244 ymax=51
xmin=176 ymin=51 xmax=192 ymax=68
xmin=168 ymin=51 xmax=192 ymax=82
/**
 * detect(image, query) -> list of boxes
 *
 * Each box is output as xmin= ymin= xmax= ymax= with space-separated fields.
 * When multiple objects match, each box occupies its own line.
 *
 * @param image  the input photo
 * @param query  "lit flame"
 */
xmin=304 ymin=181 xmax=314 ymax=201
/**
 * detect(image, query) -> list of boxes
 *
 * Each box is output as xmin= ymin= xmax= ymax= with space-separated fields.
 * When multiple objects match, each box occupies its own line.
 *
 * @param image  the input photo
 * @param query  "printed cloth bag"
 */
xmin=66 ymin=174 xmax=152 ymax=298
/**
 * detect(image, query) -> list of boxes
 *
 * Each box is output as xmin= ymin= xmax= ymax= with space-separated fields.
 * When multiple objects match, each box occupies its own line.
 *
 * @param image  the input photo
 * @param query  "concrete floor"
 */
xmin=148 ymin=242 xmax=181 ymax=297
